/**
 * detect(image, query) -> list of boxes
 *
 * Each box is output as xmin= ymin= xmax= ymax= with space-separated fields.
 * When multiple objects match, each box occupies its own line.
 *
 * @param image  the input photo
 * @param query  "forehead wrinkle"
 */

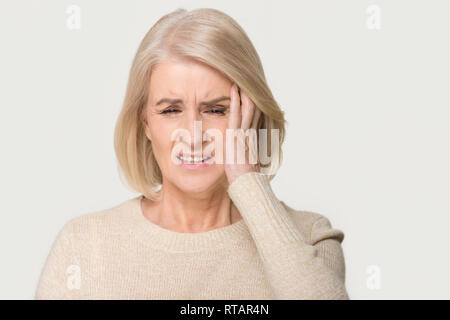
xmin=155 ymin=95 xmax=230 ymax=107
xmin=155 ymin=84 xmax=221 ymax=106
xmin=149 ymin=65 xmax=228 ymax=107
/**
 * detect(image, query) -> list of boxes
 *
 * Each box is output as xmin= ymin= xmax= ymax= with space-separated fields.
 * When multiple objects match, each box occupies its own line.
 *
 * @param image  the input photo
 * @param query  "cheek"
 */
xmin=148 ymin=123 xmax=176 ymax=159
xmin=202 ymin=118 xmax=228 ymax=150
xmin=204 ymin=118 xmax=228 ymax=136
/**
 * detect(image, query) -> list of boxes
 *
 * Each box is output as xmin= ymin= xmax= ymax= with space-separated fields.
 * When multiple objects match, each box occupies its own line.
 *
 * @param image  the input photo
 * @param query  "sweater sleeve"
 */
xmin=227 ymin=172 xmax=349 ymax=300
xmin=35 ymin=219 xmax=82 ymax=300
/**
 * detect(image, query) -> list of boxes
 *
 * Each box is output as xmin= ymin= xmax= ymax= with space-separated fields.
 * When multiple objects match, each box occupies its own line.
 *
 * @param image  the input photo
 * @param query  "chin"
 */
xmin=173 ymin=170 xmax=224 ymax=193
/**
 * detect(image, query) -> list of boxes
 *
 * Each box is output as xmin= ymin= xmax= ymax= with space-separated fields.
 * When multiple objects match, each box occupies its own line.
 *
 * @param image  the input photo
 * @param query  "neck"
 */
xmin=142 ymin=178 xmax=241 ymax=233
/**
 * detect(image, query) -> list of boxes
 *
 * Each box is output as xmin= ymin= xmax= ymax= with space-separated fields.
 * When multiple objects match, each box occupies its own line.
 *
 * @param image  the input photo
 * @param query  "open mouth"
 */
xmin=176 ymin=154 xmax=213 ymax=164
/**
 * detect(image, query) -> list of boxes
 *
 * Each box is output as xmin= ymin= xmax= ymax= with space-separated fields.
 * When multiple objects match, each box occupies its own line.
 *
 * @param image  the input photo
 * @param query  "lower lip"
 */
xmin=179 ymin=156 xmax=214 ymax=169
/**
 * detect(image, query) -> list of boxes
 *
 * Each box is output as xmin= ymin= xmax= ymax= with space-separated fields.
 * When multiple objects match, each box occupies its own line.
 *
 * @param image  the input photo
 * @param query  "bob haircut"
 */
xmin=114 ymin=8 xmax=286 ymax=201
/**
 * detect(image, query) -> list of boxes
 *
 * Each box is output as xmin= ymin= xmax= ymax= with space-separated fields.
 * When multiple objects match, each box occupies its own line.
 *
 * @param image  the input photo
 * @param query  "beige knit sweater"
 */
xmin=35 ymin=172 xmax=349 ymax=299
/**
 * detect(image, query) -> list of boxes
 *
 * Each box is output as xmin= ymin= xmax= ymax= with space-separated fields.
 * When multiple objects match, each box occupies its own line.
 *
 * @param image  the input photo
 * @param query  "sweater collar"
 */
xmin=127 ymin=195 xmax=252 ymax=253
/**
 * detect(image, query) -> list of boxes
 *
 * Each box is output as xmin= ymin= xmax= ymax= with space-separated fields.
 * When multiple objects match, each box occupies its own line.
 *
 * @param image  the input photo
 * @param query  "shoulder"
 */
xmin=279 ymin=200 xmax=345 ymax=245
xmin=57 ymin=196 xmax=139 ymax=243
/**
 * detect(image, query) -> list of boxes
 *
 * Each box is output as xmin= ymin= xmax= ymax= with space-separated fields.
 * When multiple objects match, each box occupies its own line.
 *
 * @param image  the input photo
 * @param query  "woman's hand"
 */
xmin=225 ymin=84 xmax=262 ymax=185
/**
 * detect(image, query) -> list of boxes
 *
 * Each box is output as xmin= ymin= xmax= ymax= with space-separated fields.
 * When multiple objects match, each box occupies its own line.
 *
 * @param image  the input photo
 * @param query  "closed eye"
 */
xmin=161 ymin=108 xmax=180 ymax=114
xmin=207 ymin=108 xmax=226 ymax=115
xmin=161 ymin=106 xmax=226 ymax=115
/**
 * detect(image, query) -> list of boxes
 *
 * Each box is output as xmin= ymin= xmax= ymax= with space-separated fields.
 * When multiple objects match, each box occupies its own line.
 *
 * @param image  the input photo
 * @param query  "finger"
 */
xmin=251 ymin=107 xmax=261 ymax=130
xmin=247 ymin=128 xmax=259 ymax=165
xmin=228 ymin=84 xmax=241 ymax=130
xmin=249 ymin=107 xmax=261 ymax=166
xmin=240 ymin=90 xmax=255 ymax=131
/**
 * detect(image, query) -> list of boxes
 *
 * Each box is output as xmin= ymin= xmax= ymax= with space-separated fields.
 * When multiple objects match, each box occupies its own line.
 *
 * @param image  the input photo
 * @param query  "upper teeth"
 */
xmin=177 ymin=155 xmax=212 ymax=163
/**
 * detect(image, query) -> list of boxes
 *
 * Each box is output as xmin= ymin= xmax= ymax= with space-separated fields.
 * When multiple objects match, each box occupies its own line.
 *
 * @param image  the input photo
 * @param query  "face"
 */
xmin=142 ymin=58 xmax=232 ymax=194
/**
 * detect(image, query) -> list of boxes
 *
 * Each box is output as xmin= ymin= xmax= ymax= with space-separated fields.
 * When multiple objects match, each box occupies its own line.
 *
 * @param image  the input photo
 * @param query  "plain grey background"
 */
xmin=1 ymin=0 xmax=449 ymax=299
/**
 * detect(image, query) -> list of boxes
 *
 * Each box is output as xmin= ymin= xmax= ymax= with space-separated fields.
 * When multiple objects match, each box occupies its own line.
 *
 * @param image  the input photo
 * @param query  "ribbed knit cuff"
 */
xmin=227 ymin=172 xmax=305 ymax=244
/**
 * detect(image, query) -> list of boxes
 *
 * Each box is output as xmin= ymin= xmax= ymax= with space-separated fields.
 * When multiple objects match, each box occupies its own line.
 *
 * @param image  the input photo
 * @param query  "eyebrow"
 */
xmin=155 ymin=96 xmax=230 ymax=106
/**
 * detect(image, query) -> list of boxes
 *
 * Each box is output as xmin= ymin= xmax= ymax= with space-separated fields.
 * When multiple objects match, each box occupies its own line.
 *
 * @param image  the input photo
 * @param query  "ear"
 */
xmin=142 ymin=117 xmax=152 ymax=142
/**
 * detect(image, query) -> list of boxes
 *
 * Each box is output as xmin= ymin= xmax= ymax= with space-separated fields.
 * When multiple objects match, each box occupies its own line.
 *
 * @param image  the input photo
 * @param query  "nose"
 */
xmin=183 ymin=108 xmax=204 ymax=154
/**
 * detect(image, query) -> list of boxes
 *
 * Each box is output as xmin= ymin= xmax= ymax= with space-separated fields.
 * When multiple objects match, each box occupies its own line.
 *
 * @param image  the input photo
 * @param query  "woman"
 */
xmin=35 ymin=8 xmax=349 ymax=300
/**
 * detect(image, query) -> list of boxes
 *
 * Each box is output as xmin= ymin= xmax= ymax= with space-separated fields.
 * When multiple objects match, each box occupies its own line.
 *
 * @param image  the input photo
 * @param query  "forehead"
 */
xmin=148 ymin=59 xmax=231 ymax=100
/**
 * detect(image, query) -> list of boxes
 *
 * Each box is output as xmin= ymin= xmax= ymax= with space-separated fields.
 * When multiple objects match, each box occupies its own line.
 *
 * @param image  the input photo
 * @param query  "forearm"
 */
xmin=227 ymin=172 xmax=349 ymax=300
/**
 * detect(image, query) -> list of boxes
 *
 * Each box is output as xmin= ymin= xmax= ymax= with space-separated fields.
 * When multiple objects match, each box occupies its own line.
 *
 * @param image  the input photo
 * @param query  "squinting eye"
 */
xmin=161 ymin=108 xmax=180 ymax=114
xmin=207 ymin=108 xmax=226 ymax=115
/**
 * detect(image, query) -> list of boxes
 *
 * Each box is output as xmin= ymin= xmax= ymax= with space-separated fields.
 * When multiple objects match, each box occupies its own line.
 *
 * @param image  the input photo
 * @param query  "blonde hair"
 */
xmin=114 ymin=8 xmax=286 ymax=201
